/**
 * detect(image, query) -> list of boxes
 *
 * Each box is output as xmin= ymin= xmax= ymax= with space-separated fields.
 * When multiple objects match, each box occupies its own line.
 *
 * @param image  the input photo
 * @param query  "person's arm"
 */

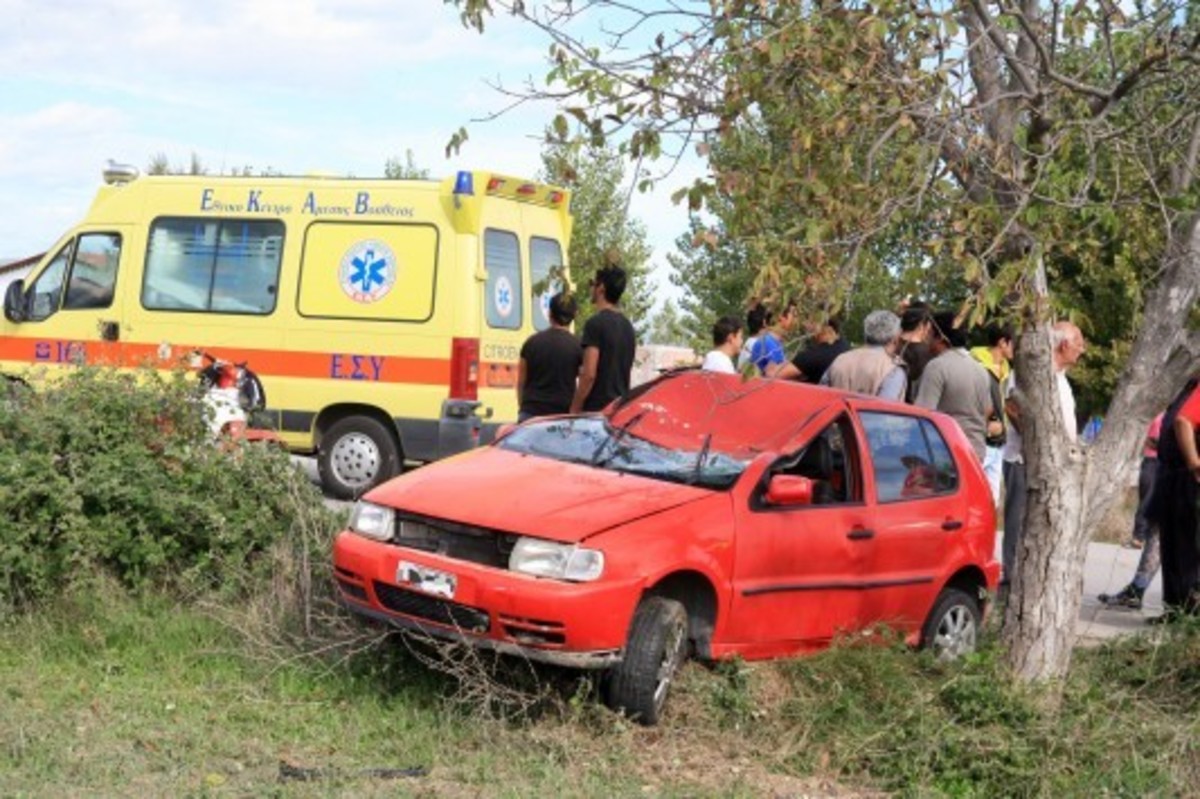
xmin=570 ymin=347 xmax=599 ymax=414
xmin=913 ymin=362 xmax=943 ymax=409
xmin=769 ymin=361 xmax=800 ymax=380
xmin=1175 ymin=414 xmax=1200 ymax=479
xmin=516 ymin=357 xmax=528 ymax=407
xmin=878 ymin=366 xmax=906 ymax=401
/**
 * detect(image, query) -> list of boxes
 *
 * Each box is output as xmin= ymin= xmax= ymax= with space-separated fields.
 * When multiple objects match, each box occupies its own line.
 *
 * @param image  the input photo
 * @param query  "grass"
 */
xmin=3 ymin=585 xmax=1199 ymax=798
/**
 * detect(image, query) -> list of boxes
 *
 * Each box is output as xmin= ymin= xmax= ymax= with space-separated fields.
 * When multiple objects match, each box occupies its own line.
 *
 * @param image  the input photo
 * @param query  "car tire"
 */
xmin=602 ymin=596 xmax=689 ymax=726
xmin=921 ymin=587 xmax=982 ymax=661
xmin=318 ymin=416 xmax=401 ymax=500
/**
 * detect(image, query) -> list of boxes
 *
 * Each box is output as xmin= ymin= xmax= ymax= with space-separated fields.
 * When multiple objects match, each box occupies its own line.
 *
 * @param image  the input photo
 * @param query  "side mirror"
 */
xmin=4 ymin=279 xmax=26 ymax=323
xmin=765 ymin=474 xmax=814 ymax=507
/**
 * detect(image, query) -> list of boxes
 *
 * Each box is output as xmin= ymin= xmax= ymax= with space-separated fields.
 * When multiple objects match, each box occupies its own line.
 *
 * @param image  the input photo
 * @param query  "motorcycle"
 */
xmin=192 ymin=350 xmax=278 ymax=444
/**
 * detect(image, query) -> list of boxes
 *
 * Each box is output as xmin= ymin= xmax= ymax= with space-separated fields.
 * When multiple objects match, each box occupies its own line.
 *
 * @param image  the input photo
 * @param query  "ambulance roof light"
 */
xmin=453 ymin=171 xmax=474 ymax=196
xmin=103 ymin=160 xmax=140 ymax=185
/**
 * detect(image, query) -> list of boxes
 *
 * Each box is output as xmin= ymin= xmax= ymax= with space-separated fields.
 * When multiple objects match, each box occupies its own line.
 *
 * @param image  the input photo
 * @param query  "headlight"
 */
xmin=508 ymin=538 xmax=604 ymax=581
xmin=348 ymin=501 xmax=395 ymax=542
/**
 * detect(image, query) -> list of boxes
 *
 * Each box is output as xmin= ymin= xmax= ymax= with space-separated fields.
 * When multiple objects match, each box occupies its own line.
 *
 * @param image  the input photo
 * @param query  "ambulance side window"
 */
xmin=530 ymin=237 xmax=563 ymax=332
xmin=27 ymin=243 xmax=73 ymax=321
xmin=64 ymin=233 xmax=122 ymax=310
xmin=143 ymin=218 xmax=283 ymax=314
xmin=484 ymin=229 xmax=522 ymax=330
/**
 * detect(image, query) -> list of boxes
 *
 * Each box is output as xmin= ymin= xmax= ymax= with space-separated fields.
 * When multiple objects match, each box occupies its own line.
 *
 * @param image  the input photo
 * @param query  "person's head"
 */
xmin=712 ymin=315 xmax=744 ymax=352
xmin=548 ymin=291 xmax=577 ymax=327
xmin=900 ymin=301 xmax=932 ymax=342
xmin=591 ymin=265 xmax=627 ymax=305
xmin=863 ymin=310 xmax=901 ymax=348
xmin=929 ymin=311 xmax=967 ymax=353
xmin=777 ymin=302 xmax=799 ymax=333
xmin=985 ymin=323 xmax=1015 ymax=362
xmin=804 ymin=313 xmax=840 ymax=342
xmin=746 ymin=302 xmax=770 ymax=336
xmin=1051 ymin=320 xmax=1086 ymax=371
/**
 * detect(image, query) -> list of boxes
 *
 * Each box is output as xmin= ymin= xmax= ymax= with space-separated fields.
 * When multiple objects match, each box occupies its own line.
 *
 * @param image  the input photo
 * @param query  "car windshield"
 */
xmin=497 ymin=416 xmax=748 ymax=489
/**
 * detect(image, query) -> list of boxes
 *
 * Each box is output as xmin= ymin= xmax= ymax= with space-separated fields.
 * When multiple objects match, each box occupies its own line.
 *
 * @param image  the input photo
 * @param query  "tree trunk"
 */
xmin=1001 ymin=216 xmax=1200 ymax=682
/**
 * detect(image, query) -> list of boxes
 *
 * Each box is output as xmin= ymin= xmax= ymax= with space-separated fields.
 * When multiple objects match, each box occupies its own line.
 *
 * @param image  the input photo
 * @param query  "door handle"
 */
xmin=942 ymin=519 xmax=963 ymax=531
xmin=846 ymin=528 xmax=875 ymax=541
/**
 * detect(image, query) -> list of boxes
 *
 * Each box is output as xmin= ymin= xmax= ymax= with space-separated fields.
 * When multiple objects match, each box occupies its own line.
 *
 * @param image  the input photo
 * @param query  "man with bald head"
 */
xmin=1001 ymin=320 xmax=1086 ymax=593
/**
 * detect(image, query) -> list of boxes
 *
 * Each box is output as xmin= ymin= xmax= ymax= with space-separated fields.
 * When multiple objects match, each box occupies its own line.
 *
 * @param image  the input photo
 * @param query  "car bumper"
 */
xmin=333 ymin=531 xmax=642 ymax=669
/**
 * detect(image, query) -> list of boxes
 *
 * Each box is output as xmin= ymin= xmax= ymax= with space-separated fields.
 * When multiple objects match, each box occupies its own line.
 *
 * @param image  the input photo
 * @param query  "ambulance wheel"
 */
xmin=318 ymin=416 xmax=401 ymax=500
xmin=602 ymin=596 xmax=689 ymax=726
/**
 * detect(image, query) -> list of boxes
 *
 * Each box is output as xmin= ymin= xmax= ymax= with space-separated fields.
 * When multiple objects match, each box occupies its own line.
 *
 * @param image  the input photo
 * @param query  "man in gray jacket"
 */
xmin=914 ymin=311 xmax=994 ymax=462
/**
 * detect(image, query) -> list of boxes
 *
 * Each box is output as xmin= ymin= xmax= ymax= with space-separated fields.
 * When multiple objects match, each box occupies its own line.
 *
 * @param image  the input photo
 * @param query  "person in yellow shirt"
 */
xmin=969 ymin=324 xmax=1014 ymax=506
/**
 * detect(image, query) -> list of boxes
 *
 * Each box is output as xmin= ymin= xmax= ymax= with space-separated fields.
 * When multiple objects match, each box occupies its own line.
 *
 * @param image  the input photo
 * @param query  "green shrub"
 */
xmin=0 ymin=366 xmax=331 ymax=611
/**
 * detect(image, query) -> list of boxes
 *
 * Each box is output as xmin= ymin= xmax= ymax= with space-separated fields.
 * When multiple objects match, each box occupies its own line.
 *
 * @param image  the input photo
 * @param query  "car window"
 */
xmin=64 ymin=233 xmax=121 ymax=310
xmin=27 ymin=243 xmax=72 ymax=321
xmin=530 ymin=237 xmax=564 ymax=332
xmin=773 ymin=416 xmax=861 ymax=505
xmin=860 ymin=411 xmax=958 ymax=502
xmin=484 ymin=229 xmax=522 ymax=330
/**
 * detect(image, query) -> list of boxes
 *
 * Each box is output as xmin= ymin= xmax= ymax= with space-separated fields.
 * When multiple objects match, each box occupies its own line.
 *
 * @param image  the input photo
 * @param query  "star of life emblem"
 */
xmin=340 ymin=240 xmax=397 ymax=303
xmin=495 ymin=275 xmax=515 ymax=319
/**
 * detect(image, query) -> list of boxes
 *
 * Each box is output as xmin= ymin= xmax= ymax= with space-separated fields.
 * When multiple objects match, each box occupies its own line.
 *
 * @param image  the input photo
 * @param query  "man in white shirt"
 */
xmin=1001 ymin=321 xmax=1086 ymax=588
xmin=702 ymin=315 xmax=743 ymax=374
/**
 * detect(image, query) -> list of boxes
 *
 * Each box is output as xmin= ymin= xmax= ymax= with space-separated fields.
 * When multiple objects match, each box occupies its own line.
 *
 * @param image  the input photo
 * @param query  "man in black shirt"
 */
xmin=571 ymin=265 xmax=637 ymax=413
xmin=517 ymin=292 xmax=583 ymax=421
xmin=771 ymin=315 xmax=849 ymax=383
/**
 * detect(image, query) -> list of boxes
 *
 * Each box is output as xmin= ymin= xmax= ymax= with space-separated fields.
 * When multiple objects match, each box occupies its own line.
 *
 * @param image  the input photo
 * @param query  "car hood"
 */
xmin=365 ymin=447 xmax=712 ymax=543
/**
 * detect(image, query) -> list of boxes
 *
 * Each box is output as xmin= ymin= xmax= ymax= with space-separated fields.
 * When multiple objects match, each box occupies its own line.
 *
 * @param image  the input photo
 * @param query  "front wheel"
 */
xmin=920 ymin=587 xmax=982 ymax=661
xmin=602 ymin=596 xmax=689 ymax=725
xmin=318 ymin=416 xmax=401 ymax=500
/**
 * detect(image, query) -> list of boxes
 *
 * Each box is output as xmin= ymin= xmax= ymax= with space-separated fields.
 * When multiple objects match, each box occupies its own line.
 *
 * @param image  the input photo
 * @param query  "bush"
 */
xmin=0 ymin=366 xmax=333 ymax=611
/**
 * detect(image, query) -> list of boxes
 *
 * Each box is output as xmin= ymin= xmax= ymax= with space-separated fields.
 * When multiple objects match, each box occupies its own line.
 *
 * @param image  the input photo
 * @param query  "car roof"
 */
xmin=606 ymin=370 xmax=852 ymax=458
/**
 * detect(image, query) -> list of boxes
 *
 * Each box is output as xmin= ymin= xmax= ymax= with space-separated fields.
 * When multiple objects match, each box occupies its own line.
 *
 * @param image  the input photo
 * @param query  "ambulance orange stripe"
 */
xmin=0 ymin=335 xmax=453 ymax=385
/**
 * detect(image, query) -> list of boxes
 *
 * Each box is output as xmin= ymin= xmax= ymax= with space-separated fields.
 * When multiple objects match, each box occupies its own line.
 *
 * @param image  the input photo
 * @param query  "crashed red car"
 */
xmin=333 ymin=370 xmax=1000 ymax=724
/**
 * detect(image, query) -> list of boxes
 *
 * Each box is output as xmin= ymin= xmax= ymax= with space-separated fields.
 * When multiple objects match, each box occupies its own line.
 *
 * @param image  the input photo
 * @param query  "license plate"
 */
xmin=397 ymin=561 xmax=456 ymax=599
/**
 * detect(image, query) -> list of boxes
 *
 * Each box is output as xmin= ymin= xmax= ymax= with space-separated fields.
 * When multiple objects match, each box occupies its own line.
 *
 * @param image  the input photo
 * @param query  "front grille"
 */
xmin=372 ymin=581 xmax=490 ymax=633
xmin=393 ymin=512 xmax=518 ymax=569
xmin=336 ymin=578 xmax=368 ymax=602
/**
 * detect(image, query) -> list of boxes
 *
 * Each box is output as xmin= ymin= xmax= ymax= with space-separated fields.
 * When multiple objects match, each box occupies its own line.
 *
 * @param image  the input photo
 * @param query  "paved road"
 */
xmin=296 ymin=456 xmax=1163 ymax=642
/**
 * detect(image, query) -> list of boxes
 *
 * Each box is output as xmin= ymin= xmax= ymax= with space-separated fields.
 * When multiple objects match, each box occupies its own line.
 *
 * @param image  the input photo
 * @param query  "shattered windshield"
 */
xmin=497 ymin=417 xmax=748 ymax=489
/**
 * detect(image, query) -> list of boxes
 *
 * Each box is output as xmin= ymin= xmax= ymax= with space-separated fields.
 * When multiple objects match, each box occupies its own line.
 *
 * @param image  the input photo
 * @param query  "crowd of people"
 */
xmin=514 ymin=279 xmax=1199 ymax=622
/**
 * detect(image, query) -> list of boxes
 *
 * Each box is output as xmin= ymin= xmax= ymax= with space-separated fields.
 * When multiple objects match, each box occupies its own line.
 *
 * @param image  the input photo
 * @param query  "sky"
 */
xmin=0 ymin=0 xmax=702 ymax=303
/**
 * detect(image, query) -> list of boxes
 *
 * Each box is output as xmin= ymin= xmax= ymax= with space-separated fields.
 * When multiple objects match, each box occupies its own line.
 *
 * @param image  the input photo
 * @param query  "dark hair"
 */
xmin=900 ymin=301 xmax=932 ymax=333
xmin=746 ymin=302 xmax=771 ymax=336
xmin=985 ymin=323 xmax=1015 ymax=347
xmin=548 ymin=292 xmax=577 ymax=326
xmin=593 ymin=265 xmax=627 ymax=304
xmin=931 ymin=310 xmax=968 ymax=348
xmin=824 ymin=314 xmax=842 ymax=334
xmin=712 ymin=315 xmax=743 ymax=347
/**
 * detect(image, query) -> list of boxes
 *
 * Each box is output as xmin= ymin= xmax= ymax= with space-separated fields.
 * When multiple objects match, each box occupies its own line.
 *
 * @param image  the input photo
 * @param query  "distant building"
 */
xmin=0 ymin=253 xmax=42 ymax=296
xmin=632 ymin=344 xmax=698 ymax=388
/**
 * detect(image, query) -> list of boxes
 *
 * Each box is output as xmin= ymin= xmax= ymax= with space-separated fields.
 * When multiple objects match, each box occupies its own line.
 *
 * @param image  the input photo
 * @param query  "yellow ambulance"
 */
xmin=1 ymin=164 xmax=573 ymax=498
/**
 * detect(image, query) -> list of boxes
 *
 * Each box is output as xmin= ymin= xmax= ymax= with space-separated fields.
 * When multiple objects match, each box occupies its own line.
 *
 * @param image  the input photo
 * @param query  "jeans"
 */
xmin=1001 ymin=459 xmax=1026 ymax=585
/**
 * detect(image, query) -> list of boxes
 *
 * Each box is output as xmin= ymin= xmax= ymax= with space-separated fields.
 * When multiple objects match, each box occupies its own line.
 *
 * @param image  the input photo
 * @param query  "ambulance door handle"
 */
xmin=99 ymin=320 xmax=120 ymax=342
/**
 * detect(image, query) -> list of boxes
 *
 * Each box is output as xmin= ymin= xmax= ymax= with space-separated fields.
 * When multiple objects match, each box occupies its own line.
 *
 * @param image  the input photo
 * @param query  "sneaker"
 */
xmin=1098 ymin=584 xmax=1144 ymax=610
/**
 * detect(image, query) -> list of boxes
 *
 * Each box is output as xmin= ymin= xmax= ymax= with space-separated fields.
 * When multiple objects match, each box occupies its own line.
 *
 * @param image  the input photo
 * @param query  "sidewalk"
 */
xmin=1076 ymin=540 xmax=1164 ymax=643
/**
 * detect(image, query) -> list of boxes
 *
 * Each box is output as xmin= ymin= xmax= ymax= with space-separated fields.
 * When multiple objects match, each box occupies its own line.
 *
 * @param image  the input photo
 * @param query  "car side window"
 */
xmin=860 ymin=411 xmax=958 ymax=502
xmin=64 ymin=233 xmax=122 ymax=310
xmin=26 ymin=242 xmax=73 ymax=321
xmin=775 ymin=416 xmax=861 ymax=505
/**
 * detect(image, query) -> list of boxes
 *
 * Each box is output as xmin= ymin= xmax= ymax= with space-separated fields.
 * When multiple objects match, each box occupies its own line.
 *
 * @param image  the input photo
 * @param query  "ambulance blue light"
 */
xmin=454 ymin=171 xmax=474 ymax=196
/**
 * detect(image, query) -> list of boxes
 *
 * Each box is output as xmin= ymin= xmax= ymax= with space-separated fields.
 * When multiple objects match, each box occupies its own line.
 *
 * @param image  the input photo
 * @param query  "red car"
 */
xmin=333 ymin=371 xmax=999 ymax=724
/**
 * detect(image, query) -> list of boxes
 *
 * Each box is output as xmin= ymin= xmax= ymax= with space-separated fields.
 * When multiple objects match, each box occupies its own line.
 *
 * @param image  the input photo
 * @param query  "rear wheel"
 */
xmin=318 ymin=416 xmax=401 ymax=500
xmin=920 ymin=587 xmax=981 ymax=661
xmin=602 ymin=596 xmax=689 ymax=725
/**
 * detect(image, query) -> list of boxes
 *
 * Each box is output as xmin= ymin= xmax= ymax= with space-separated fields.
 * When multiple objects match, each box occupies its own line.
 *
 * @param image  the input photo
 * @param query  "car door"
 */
xmin=855 ymin=409 xmax=967 ymax=634
xmin=727 ymin=413 xmax=877 ymax=653
xmin=7 ymin=228 xmax=128 ymax=371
